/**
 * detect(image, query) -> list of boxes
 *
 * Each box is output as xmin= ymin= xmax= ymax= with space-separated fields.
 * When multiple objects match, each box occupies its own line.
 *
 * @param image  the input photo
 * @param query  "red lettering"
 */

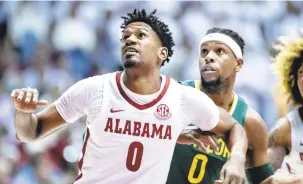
xmin=133 ymin=121 xmax=141 ymax=136
xmin=151 ymin=124 xmax=163 ymax=139
xmin=126 ymin=142 xmax=144 ymax=172
xmin=106 ymin=119 xmax=170 ymax=140
xmin=141 ymin=123 xmax=150 ymax=138
xmin=123 ymin=120 xmax=131 ymax=135
xmin=163 ymin=125 xmax=172 ymax=140
xmin=104 ymin=118 xmax=113 ymax=132
xmin=114 ymin=119 xmax=122 ymax=134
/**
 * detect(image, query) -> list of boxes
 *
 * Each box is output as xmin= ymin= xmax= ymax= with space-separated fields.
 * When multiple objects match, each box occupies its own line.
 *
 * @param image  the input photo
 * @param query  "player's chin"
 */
xmin=201 ymin=76 xmax=219 ymax=84
xmin=123 ymin=54 xmax=141 ymax=68
xmin=123 ymin=59 xmax=139 ymax=68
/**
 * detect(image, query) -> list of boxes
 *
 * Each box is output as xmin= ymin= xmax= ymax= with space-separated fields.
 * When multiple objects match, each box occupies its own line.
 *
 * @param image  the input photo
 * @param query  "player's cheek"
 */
xmin=198 ymin=58 xmax=204 ymax=70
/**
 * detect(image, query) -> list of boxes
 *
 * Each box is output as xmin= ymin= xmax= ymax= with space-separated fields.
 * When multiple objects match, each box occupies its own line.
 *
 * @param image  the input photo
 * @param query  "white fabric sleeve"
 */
xmin=181 ymin=86 xmax=219 ymax=131
xmin=55 ymin=76 xmax=102 ymax=123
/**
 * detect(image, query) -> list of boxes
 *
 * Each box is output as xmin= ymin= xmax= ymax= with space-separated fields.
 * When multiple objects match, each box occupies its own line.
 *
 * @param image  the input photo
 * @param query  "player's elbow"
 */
xmin=15 ymin=132 xmax=37 ymax=143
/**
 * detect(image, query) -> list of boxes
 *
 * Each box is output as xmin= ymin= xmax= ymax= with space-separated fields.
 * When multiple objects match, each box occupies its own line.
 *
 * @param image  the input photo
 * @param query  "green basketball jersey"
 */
xmin=166 ymin=80 xmax=248 ymax=184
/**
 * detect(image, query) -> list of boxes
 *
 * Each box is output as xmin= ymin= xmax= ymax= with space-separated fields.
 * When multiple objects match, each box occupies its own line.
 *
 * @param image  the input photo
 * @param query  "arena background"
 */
xmin=0 ymin=1 xmax=302 ymax=183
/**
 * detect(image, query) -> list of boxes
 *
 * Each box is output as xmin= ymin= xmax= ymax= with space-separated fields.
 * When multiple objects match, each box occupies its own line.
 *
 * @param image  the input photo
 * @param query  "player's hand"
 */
xmin=214 ymin=179 xmax=223 ymax=184
xmin=260 ymin=170 xmax=303 ymax=184
xmin=217 ymin=156 xmax=246 ymax=184
xmin=11 ymin=88 xmax=48 ymax=113
xmin=177 ymin=129 xmax=219 ymax=153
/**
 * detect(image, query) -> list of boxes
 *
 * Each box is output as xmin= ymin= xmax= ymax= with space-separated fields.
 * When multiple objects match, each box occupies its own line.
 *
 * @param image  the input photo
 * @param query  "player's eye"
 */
xmin=138 ymin=33 xmax=146 ymax=39
xmin=217 ymin=48 xmax=224 ymax=54
xmin=201 ymin=49 xmax=208 ymax=55
xmin=122 ymin=35 xmax=129 ymax=41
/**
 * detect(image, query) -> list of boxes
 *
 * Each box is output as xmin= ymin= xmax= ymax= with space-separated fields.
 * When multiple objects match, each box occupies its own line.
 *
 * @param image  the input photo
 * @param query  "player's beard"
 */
xmin=123 ymin=60 xmax=137 ymax=68
xmin=201 ymin=75 xmax=231 ymax=94
xmin=123 ymin=56 xmax=141 ymax=68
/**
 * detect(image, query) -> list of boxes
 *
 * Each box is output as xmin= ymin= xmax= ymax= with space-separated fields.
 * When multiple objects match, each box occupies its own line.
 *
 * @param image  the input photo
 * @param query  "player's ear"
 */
xmin=235 ymin=59 xmax=243 ymax=72
xmin=158 ymin=47 xmax=168 ymax=61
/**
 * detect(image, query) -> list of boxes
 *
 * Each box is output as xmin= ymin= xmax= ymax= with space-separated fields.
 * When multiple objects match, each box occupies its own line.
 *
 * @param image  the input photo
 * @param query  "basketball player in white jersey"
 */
xmin=11 ymin=9 xmax=248 ymax=184
xmin=261 ymin=37 xmax=303 ymax=183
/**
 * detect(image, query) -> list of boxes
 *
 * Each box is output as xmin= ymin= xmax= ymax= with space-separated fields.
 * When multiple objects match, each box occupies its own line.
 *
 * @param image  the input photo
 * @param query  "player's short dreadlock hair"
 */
xmin=206 ymin=27 xmax=245 ymax=55
xmin=121 ymin=9 xmax=175 ymax=66
xmin=274 ymin=37 xmax=303 ymax=105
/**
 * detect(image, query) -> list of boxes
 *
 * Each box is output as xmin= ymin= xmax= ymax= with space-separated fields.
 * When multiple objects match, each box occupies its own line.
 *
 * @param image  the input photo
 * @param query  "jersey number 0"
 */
xmin=188 ymin=154 xmax=208 ymax=183
xmin=126 ymin=141 xmax=144 ymax=172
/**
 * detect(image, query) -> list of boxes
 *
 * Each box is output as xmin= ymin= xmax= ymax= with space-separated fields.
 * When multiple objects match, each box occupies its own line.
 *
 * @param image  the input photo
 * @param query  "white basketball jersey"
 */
xmin=55 ymin=72 xmax=219 ymax=184
xmin=281 ymin=109 xmax=303 ymax=174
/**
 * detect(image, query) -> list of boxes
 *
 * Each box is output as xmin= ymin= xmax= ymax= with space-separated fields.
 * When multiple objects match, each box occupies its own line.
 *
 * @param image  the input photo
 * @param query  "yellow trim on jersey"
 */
xmin=229 ymin=92 xmax=238 ymax=115
xmin=195 ymin=80 xmax=201 ymax=90
xmin=194 ymin=80 xmax=237 ymax=115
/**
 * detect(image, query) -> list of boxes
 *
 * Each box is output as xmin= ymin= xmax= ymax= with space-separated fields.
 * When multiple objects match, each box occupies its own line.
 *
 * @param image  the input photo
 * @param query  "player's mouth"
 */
xmin=201 ymin=65 xmax=217 ymax=75
xmin=123 ymin=47 xmax=139 ymax=57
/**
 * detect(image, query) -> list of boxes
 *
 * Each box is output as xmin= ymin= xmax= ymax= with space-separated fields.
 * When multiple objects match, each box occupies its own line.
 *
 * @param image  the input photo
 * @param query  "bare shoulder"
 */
xmin=268 ymin=116 xmax=291 ymax=148
xmin=244 ymin=108 xmax=268 ymax=149
xmin=245 ymin=108 xmax=268 ymax=131
xmin=272 ymin=116 xmax=291 ymax=131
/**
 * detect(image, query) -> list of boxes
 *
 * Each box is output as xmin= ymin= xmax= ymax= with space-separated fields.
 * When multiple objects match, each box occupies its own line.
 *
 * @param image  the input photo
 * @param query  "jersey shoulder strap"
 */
xmin=230 ymin=93 xmax=248 ymax=126
xmin=180 ymin=80 xmax=201 ymax=90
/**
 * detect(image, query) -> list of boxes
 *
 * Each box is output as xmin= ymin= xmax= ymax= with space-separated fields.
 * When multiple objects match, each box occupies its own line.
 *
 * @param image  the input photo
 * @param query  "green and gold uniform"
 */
xmin=166 ymin=80 xmax=248 ymax=184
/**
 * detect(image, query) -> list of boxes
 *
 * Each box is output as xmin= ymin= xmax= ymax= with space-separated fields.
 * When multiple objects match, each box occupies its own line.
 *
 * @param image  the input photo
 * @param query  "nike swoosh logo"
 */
xmin=300 ymin=142 xmax=303 ymax=146
xmin=110 ymin=108 xmax=125 ymax=113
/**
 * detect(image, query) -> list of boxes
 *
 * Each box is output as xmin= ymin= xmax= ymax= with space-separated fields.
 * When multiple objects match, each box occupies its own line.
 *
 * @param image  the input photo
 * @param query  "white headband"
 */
xmin=200 ymin=33 xmax=243 ymax=59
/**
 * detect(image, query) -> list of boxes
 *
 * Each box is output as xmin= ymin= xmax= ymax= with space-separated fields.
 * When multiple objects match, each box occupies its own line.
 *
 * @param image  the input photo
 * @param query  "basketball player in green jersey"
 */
xmin=166 ymin=28 xmax=274 ymax=184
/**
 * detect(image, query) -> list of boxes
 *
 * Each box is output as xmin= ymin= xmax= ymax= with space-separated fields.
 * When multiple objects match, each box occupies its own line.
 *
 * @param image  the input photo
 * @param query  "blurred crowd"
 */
xmin=0 ymin=1 xmax=303 ymax=183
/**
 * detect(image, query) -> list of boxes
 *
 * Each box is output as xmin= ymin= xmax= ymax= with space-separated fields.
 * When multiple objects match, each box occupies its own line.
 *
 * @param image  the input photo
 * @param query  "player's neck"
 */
xmin=206 ymin=85 xmax=235 ymax=112
xmin=123 ymin=70 xmax=162 ymax=95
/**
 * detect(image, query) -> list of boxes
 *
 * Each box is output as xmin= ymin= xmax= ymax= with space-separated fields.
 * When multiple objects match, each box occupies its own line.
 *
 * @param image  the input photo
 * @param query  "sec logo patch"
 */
xmin=154 ymin=104 xmax=172 ymax=120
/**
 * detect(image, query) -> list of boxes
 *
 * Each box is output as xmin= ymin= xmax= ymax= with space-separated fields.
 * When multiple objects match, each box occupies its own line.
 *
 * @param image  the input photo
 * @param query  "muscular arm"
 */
xmin=179 ymin=86 xmax=247 ymax=159
xmin=240 ymin=108 xmax=276 ymax=183
xmin=14 ymin=77 xmax=99 ymax=143
xmin=209 ymin=106 xmax=248 ymax=163
xmin=244 ymin=108 xmax=269 ymax=168
xmin=267 ymin=117 xmax=291 ymax=171
xmin=15 ymin=103 xmax=67 ymax=142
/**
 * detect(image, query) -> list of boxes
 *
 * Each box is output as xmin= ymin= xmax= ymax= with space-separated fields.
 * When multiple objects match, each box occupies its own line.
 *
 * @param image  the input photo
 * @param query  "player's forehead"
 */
xmin=200 ymin=41 xmax=231 ymax=50
xmin=298 ymin=63 xmax=303 ymax=71
xmin=122 ymin=22 xmax=153 ymax=34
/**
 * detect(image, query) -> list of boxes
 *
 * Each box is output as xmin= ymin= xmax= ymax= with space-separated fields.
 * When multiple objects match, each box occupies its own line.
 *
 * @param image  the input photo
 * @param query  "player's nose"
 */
xmin=205 ymin=51 xmax=215 ymax=63
xmin=125 ymin=34 xmax=137 ymax=46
